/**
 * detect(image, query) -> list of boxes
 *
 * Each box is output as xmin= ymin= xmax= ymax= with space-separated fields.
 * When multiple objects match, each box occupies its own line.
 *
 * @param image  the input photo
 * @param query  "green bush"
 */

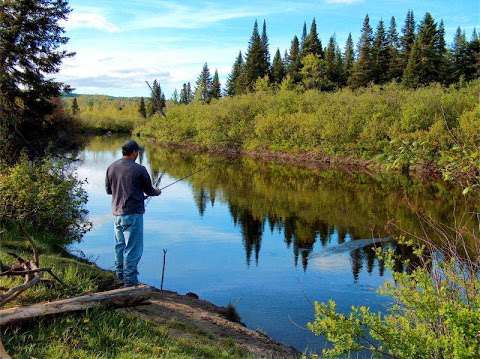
xmin=307 ymin=240 xmax=480 ymax=358
xmin=137 ymin=80 xmax=480 ymax=183
xmin=0 ymin=157 xmax=90 ymax=245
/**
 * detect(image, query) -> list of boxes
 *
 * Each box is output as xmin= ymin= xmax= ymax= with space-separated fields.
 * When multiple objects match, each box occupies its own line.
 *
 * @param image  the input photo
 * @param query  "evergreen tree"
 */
xmin=344 ymin=33 xmax=355 ymax=84
xmin=335 ymin=44 xmax=346 ymax=86
xmin=401 ymin=10 xmax=416 ymax=68
xmin=351 ymin=14 xmax=374 ymax=87
xmin=226 ymin=51 xmax=245 ymax=96
xmin=244 ymin=20 xmax=269 ymax=89
xmin=261 ymin=20 xmax=271 ymax=68
xmin=138 ymin=97 xmax=146 ymax=118
xmin=436 ymin=20 xmax=448 ymax=83
xmin=468 ymin=29 xmax=480 ymax=80
xmin=301 ymin=21 xmax=308 ymax=51
xmin=0 ymin=0 xmax=73 ymax=159
xmin=287 ymin=35 xmax=302 ymax=83
xmin=303 ymin=18 xmax=324 ymax=58
xmin=187 ymin=82 xmax=193 ymax=102
xmin=451 ymin=27 xmax=470 ymax=82
xmin=195 ymin=63 xmax=213 ymax=103
xmin=387 ymin=16 xmax=402 ymax=81
xmin=71 ymin=98 xmax=80 ymax=116
xmin=403 ymin=13 xmax=442 ymax=87
xmin=211 ymin=69 xmax=222 ymax=99
xmin=372 ymin=19 xmax=390 ymax=83
xmin=325 ymin=35 xmax=339 ymax=85
xmin=301 ymin=54 xmax=333 ymax=91
xmin=271 ymin=49 xmax=286 ymax=84
xmin=179 ymin=83 xmax=188 ymax=104
xmin=150 ymin=80 xmax=165 ymax=115
xmin=171 ymin=90 xmax=179 ymax=104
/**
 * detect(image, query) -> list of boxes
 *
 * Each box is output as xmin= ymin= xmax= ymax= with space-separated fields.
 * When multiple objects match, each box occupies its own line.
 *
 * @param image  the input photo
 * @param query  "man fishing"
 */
xmin=105 ymin=140 xmax=161 ymax=286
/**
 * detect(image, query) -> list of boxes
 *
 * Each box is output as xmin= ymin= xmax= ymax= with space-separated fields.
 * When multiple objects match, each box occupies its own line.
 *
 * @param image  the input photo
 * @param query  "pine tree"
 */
xmin=303 ymin=18 xmax=324 ymax=58
xmin=195 ymin=63 xmax=213 ymax=103
xmin=150 ymin=80 xmax=165 ymax=115
xmin=287 ymin=35 xmax=302 ymax=83
xmin=401 ymin=10 xmax=416 ymax=69
xmin=171 ymin=90 xmax=179 ymax=105
xmin=468 ymin=29 xmax=480 ymax=80
xmin=187 ymin=82 xmax=193 ymax=103
xmin=244 ymin=20 xmax=269 ymax=89
xmin=226 ymin=51 xmax=244 ymax=96
xmin=211 ymin=69 xmax=221 ymax=99
xmin=138 ymin=97 xmax=146 ymax=118
xmin=436 ymin=20 xmax=448 ymax=83
xmin=372 ymin=19 xmax=390 ymax=83
xmin=451 ymin=27 xmax=470 ymax=82
xmin=344 ymin=33 xmax=355 ymax=84
xmin=301 ymin=21 xmax=308 ymax=51
xmin=325 ymin=35 xmax=339 ymax=85
xmin=261 ymin=20 xmax=271 ymax=68
xmin=271 ymin=49 xmax=286 ymax=84
xmin=387 ymin=16 xmax=402 ymax=81
xmin=403 ymin=13 xmax=442 ymax=87
xmin=335 ymin=44 xmax=346 ymax=86
xmin=71 ymin=98 xmax=80 ymax=116
xmin=351 ymin=14 xmax=374 ymax=87
xmin=179 ymin=83 xmax=188 ymax=104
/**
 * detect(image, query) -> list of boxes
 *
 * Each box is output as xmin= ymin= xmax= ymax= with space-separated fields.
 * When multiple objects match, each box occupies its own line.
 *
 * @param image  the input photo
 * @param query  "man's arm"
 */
xmin=141 ymin=167 xmax=161 ymax=197
xmin=105 ymin=168 xmax=112 ymax=195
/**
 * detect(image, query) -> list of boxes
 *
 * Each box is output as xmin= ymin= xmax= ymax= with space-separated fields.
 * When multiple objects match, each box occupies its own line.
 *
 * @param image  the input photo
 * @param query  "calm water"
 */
xmin=73 ymin=136 xmax=475 ymax=353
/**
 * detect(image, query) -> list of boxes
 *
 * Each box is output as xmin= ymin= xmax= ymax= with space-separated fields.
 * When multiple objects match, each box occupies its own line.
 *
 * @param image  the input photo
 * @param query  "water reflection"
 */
xmin=77 ymin=136 xmax=478 ymax=352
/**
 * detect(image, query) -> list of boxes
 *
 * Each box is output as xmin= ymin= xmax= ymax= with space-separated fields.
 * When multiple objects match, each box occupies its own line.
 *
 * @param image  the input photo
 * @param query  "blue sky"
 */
xmin=59 ymin=0 xmax=479 ymax=97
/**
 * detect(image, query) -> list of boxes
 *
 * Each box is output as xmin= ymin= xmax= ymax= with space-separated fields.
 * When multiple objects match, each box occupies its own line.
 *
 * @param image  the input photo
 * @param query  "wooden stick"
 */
xmin=160 ymin=249 xmax=167 ymax=291
xmin=0 ymin=285 xmax=154 ymax=326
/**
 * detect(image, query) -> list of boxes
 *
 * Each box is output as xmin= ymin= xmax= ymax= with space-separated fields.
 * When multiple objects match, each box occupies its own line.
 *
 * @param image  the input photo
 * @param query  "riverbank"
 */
xmin=0 ymin=241 xmax=299 ymax=358
xmin=136 ymin=81 xmax=479 ymax=188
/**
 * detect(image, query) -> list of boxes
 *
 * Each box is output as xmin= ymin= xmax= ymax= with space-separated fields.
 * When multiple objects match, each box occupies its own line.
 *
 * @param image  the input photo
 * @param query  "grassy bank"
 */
xmin=64 ymin=95 xmax=146 ymax=133
xmin=0 ymin=231 xmax=250 ymax=359
xmin=137 ymin=81 xmax=480 ymax=186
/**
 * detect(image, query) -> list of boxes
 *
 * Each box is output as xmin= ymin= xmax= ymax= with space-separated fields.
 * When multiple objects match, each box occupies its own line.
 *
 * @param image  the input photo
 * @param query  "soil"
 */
xmin=122 ymin=289 xmax=300 ymax=358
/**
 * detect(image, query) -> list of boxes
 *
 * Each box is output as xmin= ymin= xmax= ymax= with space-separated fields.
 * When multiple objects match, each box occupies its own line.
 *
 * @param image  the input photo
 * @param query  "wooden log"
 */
xmin=0 ymin=285 xmax=154 ymax=326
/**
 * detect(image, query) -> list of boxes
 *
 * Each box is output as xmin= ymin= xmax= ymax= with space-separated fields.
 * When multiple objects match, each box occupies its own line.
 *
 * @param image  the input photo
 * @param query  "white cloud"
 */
xmin=64 ymin=10 xmax=120 ymax=32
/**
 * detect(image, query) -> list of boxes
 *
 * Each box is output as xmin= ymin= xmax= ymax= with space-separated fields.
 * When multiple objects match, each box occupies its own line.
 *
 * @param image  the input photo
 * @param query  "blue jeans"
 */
xmin=114 ymin=214 xmax=143 ymax=285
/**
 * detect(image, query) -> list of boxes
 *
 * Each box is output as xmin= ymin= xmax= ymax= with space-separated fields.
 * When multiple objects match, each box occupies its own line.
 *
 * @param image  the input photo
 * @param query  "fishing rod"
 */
xmin=145 ymin=164 xmax=212 ymax=203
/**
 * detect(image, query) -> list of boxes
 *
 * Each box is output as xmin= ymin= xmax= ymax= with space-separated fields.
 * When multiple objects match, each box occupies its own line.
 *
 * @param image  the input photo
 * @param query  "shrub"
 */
xmin=0 ymin=157 xmax=90 ymax=245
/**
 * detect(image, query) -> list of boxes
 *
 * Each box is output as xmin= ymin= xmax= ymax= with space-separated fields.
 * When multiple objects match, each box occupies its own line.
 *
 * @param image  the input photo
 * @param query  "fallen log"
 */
xmin=0 ymin=285 xmax=154 ymax=326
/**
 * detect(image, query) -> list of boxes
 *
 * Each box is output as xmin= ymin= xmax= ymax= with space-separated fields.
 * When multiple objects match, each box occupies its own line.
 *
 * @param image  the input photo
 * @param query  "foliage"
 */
xmin=307 ymin=238 xmax=480 ymax=358
xmin=0 ymin=157 xmax=90 ymax=245
xmin=138 ymin=81 xmax=480 ymax=185
xmin=64 ymin=95 xmax=146 ymax=133
xmin=0 ymin=0 xmax=74 ymax=160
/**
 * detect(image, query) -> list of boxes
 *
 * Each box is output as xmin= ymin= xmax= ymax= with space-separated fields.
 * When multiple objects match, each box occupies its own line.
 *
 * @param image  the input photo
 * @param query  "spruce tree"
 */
xmin=301 ymin=21 xmax=308 ymax=51
xmin=403 ymin=13 xmax=441 ymax=87
xmin=372 ymin=19 xmax=390 ymax=83
xmin=195 ymin=63 xmax=213 ymax=103
xmin=351 ymin=14 xmax=374 ymax=87
xmin=226 ymin=51 xmax=244 ymax=96
xmin=387 ymin=16 xmax=402 ymax=81
xmin=71 ymin=98 xmax=80 ymax=116
xmin=211 ymin=69 xmax=222 ymax=99
xmin=468 ymin=29 xmax=480 ymax=80
xmin=271 ymin=49 xmax=286 ymax=84
xmin=451 ymin=27 xmax=470 ymax=82
xmin=171 ymin=90 xmax=179 ymax=105
xmin=187 ymin=82 xmax=193 ymax=103
xmin=344 ymin=33 xmax=355 ymax=84
xmin=138 ymin=97 xmax=146 ymax=118
xmin=244 ymin=20 xmax=269 ymax=89
xmin=436 ymin=20 xmax=448 ymax=83
xmin=179 ymin=83 xmax=188 ymax=104
xmin=261 ymin=20 xmax=271 ymax=68
xmin=150 ymin=80 xmax=165 ymax=115
xmin=287 ymin=35 xmax=302 ymax=83
xmin=303 ymin=18 xmax=324 ymax=58
xmin=401 ymin=10 xmax=416 ymax=69
xmin=325 ymin=35 xmax=338 ymax=85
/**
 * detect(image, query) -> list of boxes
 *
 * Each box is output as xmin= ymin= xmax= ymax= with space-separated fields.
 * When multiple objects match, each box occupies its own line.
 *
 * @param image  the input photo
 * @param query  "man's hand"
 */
xmin=154 ymin=188 xmax=162 ymax=196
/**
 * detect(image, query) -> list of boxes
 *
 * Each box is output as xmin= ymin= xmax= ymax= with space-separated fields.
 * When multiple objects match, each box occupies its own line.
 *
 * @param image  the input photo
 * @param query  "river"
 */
xmin=73 ymin=135 xmax=476 ymax=353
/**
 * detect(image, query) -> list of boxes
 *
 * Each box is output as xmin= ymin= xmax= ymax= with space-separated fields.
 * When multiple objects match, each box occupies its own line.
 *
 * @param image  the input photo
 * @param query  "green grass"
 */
xmin=0 ymin=232 xmax=250 ymax=358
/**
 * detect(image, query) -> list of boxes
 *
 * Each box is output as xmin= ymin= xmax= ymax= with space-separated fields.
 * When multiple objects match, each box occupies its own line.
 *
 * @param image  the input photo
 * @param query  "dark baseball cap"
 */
xmin=122 ymin=140 xmax=141 ymax=155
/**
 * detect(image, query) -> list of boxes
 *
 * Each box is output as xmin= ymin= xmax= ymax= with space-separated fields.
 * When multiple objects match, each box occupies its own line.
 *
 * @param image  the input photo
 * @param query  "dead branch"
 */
xmin=0 ymin=285 xmax=153 ymax=326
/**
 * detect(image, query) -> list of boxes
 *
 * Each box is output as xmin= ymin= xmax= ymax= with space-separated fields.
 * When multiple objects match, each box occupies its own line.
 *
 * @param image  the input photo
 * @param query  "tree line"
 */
xmin=158 ymin=10 xmax=478 ymax=111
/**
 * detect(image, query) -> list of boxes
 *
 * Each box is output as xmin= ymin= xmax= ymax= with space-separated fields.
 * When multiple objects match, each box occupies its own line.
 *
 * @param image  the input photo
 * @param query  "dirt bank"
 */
xmin=123 ymin=288 xmax=300 ymax=358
